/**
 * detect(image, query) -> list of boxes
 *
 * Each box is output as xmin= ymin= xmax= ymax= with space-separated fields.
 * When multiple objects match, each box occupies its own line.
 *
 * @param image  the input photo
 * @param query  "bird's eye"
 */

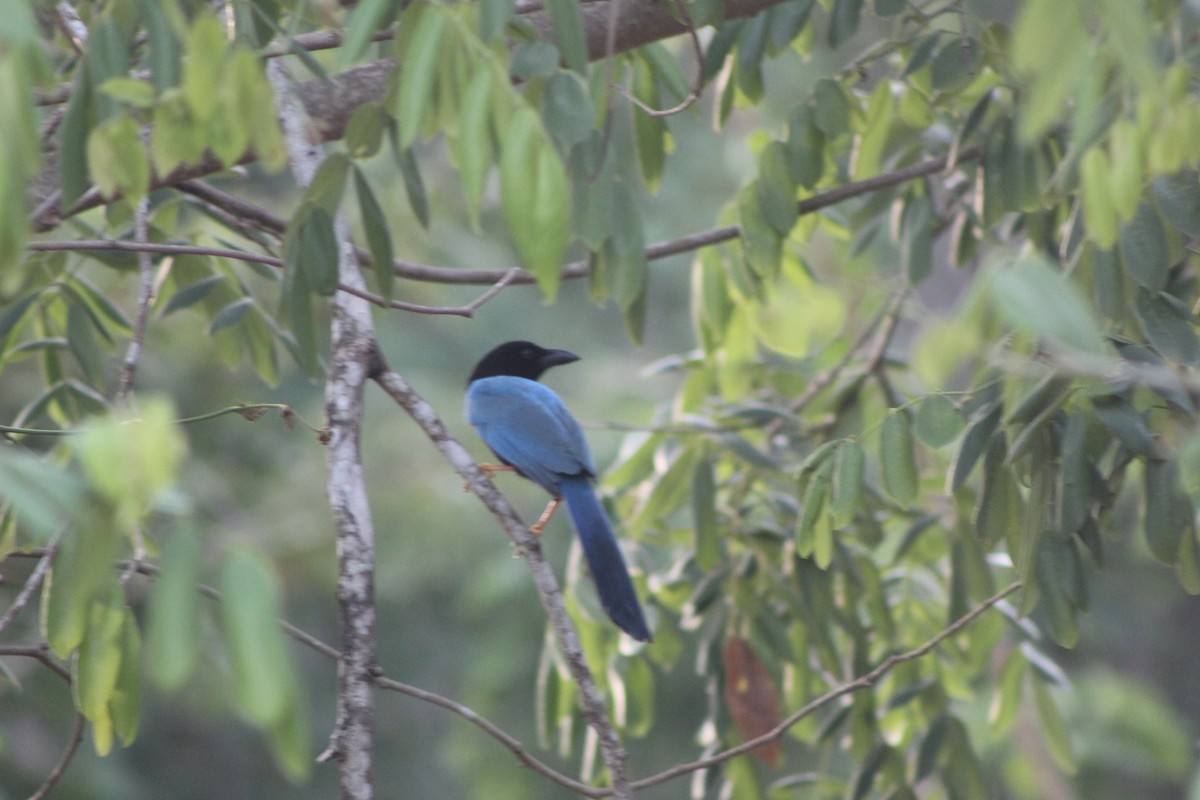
xmin=521 ymin=347 xmax=535 ymax=359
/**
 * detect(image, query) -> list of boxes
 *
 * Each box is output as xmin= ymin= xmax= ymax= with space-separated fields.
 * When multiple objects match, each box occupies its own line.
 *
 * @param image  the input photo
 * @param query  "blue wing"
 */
xmin=465 ymin=376 xmax=595 ymax=493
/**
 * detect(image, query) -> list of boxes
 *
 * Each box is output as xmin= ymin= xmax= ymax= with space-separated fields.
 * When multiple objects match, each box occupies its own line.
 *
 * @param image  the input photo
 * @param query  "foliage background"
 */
xmin=2 ymin=0 xmax=1200 ymax=798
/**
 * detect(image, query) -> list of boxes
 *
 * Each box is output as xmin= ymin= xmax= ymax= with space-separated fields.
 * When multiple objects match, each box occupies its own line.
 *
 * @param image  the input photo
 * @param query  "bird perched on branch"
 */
xmin=465 ymin=340 xmax=652 ymax=642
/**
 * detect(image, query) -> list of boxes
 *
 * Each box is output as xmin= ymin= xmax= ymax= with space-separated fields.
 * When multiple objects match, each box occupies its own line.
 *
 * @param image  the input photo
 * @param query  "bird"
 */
xmin=465 ymin=340 xmax=652 ymax=642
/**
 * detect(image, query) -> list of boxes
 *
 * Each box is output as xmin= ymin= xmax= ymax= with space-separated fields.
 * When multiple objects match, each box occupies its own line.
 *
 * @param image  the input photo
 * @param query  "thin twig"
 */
xmin=175 ymin=144 xmax=985 ymax=290
xmin=27 ymin=240 xmax=513 ymax=317
xmin=0 ymin=402 xmax=324 ymax=438
xmin=115 ymin=198 xmax=156 ymax=402
xmin=374 ymin=675 xmax=605 ymax=798
xmin=615 ymin=0 xmax=704 ymax=118
xmin=626 ymin=581 xmax=1022 ymax=792
xmin=26 ymin=713 xmax=86 ymax=800
xmin=0 ymin=644 xmax=71 ymax=683
xmin=0 ymin=539 xmax=59 ymax=638
xmin=786 ymin=287 xmax=908 ymax=418
xmin=54 ymin=2 xmax=88 ymax=52
xmin=52 ymin=550 xmax=597 ymax=796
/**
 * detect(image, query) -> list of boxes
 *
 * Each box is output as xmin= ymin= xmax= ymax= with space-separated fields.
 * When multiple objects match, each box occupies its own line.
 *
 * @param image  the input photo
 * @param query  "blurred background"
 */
xmin=4 ymin=2 xmax=1200 ymax=798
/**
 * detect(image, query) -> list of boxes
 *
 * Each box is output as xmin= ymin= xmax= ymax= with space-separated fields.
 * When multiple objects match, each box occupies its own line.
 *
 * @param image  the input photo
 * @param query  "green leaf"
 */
xmin=1034 ymin=533 xmax=1079 ymax=647
xmin=542 ymin=71 xmax=594 ymax=148
xmin=74 ymin=591 xmax=126 ymax=753
xmin=1144 ymin=458 xmax=1193 ymax=564
xmin=1080 ymin=145 xmax=1119 ymax=248
xmin=949 ymin=403 xmax=1001 ymax=492
xmin=182 ymin=12 xmax=227 ymax=122
xmin=146 ymin=528 xmax=202 ymax=691
xmin=1091 ymin=395 xmax=1156 ymax=457
xmin=304 ymin=153 xmax=350 ymax=214
xmin=499 ymin=107 xmax=570 ymax=298
xmin=930 ymin=38 xmax=980 ymax=93
xmin=880 ymin=410 xmax=918 ymax=505
xmin=67 ymin=303 xmax=105 ymax=387
xmin=991 ymin=256 xmax=1107 ymax=354
xmin=692 ymin=458 xmax=721 ymax=571
xmin=266 ymin=691 xmax=311 ymax=782
xmin=283 ymin=263 xmax=320 ymax=376
xmin=142 ymin=0 xmax=181 ymax=93
xmin=111 ymin=611 xmax=141 ymax=747
xmin=395 ymin=7 xmax=446 ymax=148
xmin=914 ymin=395 xmax=963 ymax=448
xmin=813 ymin=79 xmax=850 ymax=138
xmin=457 ymin=68 xmax=494 ymax=228
xmin=162 ymin=275 xmax=225 ymax=316
xmin=338 ymin=0 xmax=398 ymax=68
xmin=738 ymin=184 xmax=782 ymax=280
xmin=394 ymin=144 xmax=430 ymax=229
xmin=354 ymin=168 xmax=395 ymax=298
xmin=218 ymin=546 xmax=295 ymax=727
xmin=75 ymin=399 xmax=187 ymax=532
xmin=828 ymin=0 xmax=863 ymax=48
xmin=59 ymin=69 xmax=93 ymax=209
xmin=1119 ymin=201 xmax=1170 ymax=292
xmin=830 ymin=440 xmax=864 ymax=526
xmin=543 ymin=0 xmax=587 ymax=74
xmin=511 ymin=41 xmax=559 ymax=80
xmin=1153 ymin=171 xmax=1200 ymax=236
xmin=1032 ymin=676 xmax=1077 ymax=774
xmin=1134 ymin=289 xmax=1200 ymax=364
xmin=479 ymin=0 xmax=514 ymax=40
xmin=632 ymin=60 xmax=666 ymax=191
xmin=989 ymin=648 xmax=1027 ymax=734
xmin=346 ymin=102 xmax=386 ymax=158
xmin=208 ymin=297 xmax=255 ymax=335
xmin=786 ymin=106 xmax=825 ymax=189
xmin=797 ymin=459 xmax=832 ymax=564
xmin=98 ymin=77 xmax=155 ymax=107
xmin=0 ymin=450 xmax=87 ymax=541
xmin=916 ymin=715 xmax=949 ymax=780
xmin=755 ymin=142 xmax=798 ymax=235
xmin=43 ymin=521 xmax=121 ymax=659
xmin=294 ymin=207 xmax=341 ymax=297
xmin=87 ymin=114 xmax=150 ymax=203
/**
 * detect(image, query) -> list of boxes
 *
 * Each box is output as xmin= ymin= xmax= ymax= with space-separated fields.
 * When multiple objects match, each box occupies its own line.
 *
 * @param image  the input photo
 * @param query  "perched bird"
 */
xmin=465 ymin=341 xmax=652 ymax=642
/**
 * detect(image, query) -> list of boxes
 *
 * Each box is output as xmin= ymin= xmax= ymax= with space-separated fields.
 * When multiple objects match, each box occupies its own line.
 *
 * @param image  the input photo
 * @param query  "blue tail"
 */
xmin=560 ymin=477 xmax=652 ymax=642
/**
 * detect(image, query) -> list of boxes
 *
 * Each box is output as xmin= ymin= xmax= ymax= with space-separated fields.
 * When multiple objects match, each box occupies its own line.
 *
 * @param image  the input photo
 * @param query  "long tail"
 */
xmin=560 ymin=476 xmax=652 ymax=641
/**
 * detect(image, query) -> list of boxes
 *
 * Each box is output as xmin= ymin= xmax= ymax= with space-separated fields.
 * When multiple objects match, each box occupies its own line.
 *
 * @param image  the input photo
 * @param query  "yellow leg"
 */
xmin=464 ymin=463 xmax=517 ymax=491
xmin=529 ymin=497 xmax=562 ymax=536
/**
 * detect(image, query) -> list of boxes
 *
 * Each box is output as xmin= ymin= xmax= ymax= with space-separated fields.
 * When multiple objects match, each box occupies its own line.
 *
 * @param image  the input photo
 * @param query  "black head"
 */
xmin=468 ymin=341 xmax=581 ymax=383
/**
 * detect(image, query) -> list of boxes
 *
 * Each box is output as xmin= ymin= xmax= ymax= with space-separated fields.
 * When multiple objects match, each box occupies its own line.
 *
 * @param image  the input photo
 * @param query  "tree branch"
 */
xmin=0 ymin=643 xmax=71 ymax=683
xmin=114 ymin=198 xmax=156 ymax=402
xmin=181 ymin=144 xmax=983 ymax=289
xmin=0 ymin=539 xmax=58 ymax=638
xmin=373 ymin=674 xmax=606 ymax=798
xmin=26 ymin=713 xmax=86 ymax=800
xmin=371 ymin=366 xmax=634 ymax=799
xmin=28 ymin=0 xmax=799 ymax=231
xmin=625 ymin=581 xmax=1023 ymax=792
xmin=267 ymin=60 xmax=378 ymax=796
xmin=6 ymin=548 xmax=609 ymax=797
xmin=26 ymin=239 xmax=515 ymax=317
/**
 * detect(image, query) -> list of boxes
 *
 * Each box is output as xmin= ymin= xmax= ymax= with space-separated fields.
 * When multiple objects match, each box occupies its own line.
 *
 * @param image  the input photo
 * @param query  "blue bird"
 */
xmin=465 ymin=341 xmax=652 ymax=642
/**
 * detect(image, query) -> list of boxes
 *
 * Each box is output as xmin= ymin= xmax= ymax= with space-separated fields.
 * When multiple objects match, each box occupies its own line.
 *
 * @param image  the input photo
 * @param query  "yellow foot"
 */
xmin=529 ymin=497 xmax=561 ymax=536
xmin=464 ymin=463 xmax=517 ymax=490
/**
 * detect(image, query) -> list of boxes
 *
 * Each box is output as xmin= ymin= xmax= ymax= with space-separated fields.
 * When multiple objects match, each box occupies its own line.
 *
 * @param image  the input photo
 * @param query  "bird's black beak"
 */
xmin=539 ymin=348 xmax=580 ymax=369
